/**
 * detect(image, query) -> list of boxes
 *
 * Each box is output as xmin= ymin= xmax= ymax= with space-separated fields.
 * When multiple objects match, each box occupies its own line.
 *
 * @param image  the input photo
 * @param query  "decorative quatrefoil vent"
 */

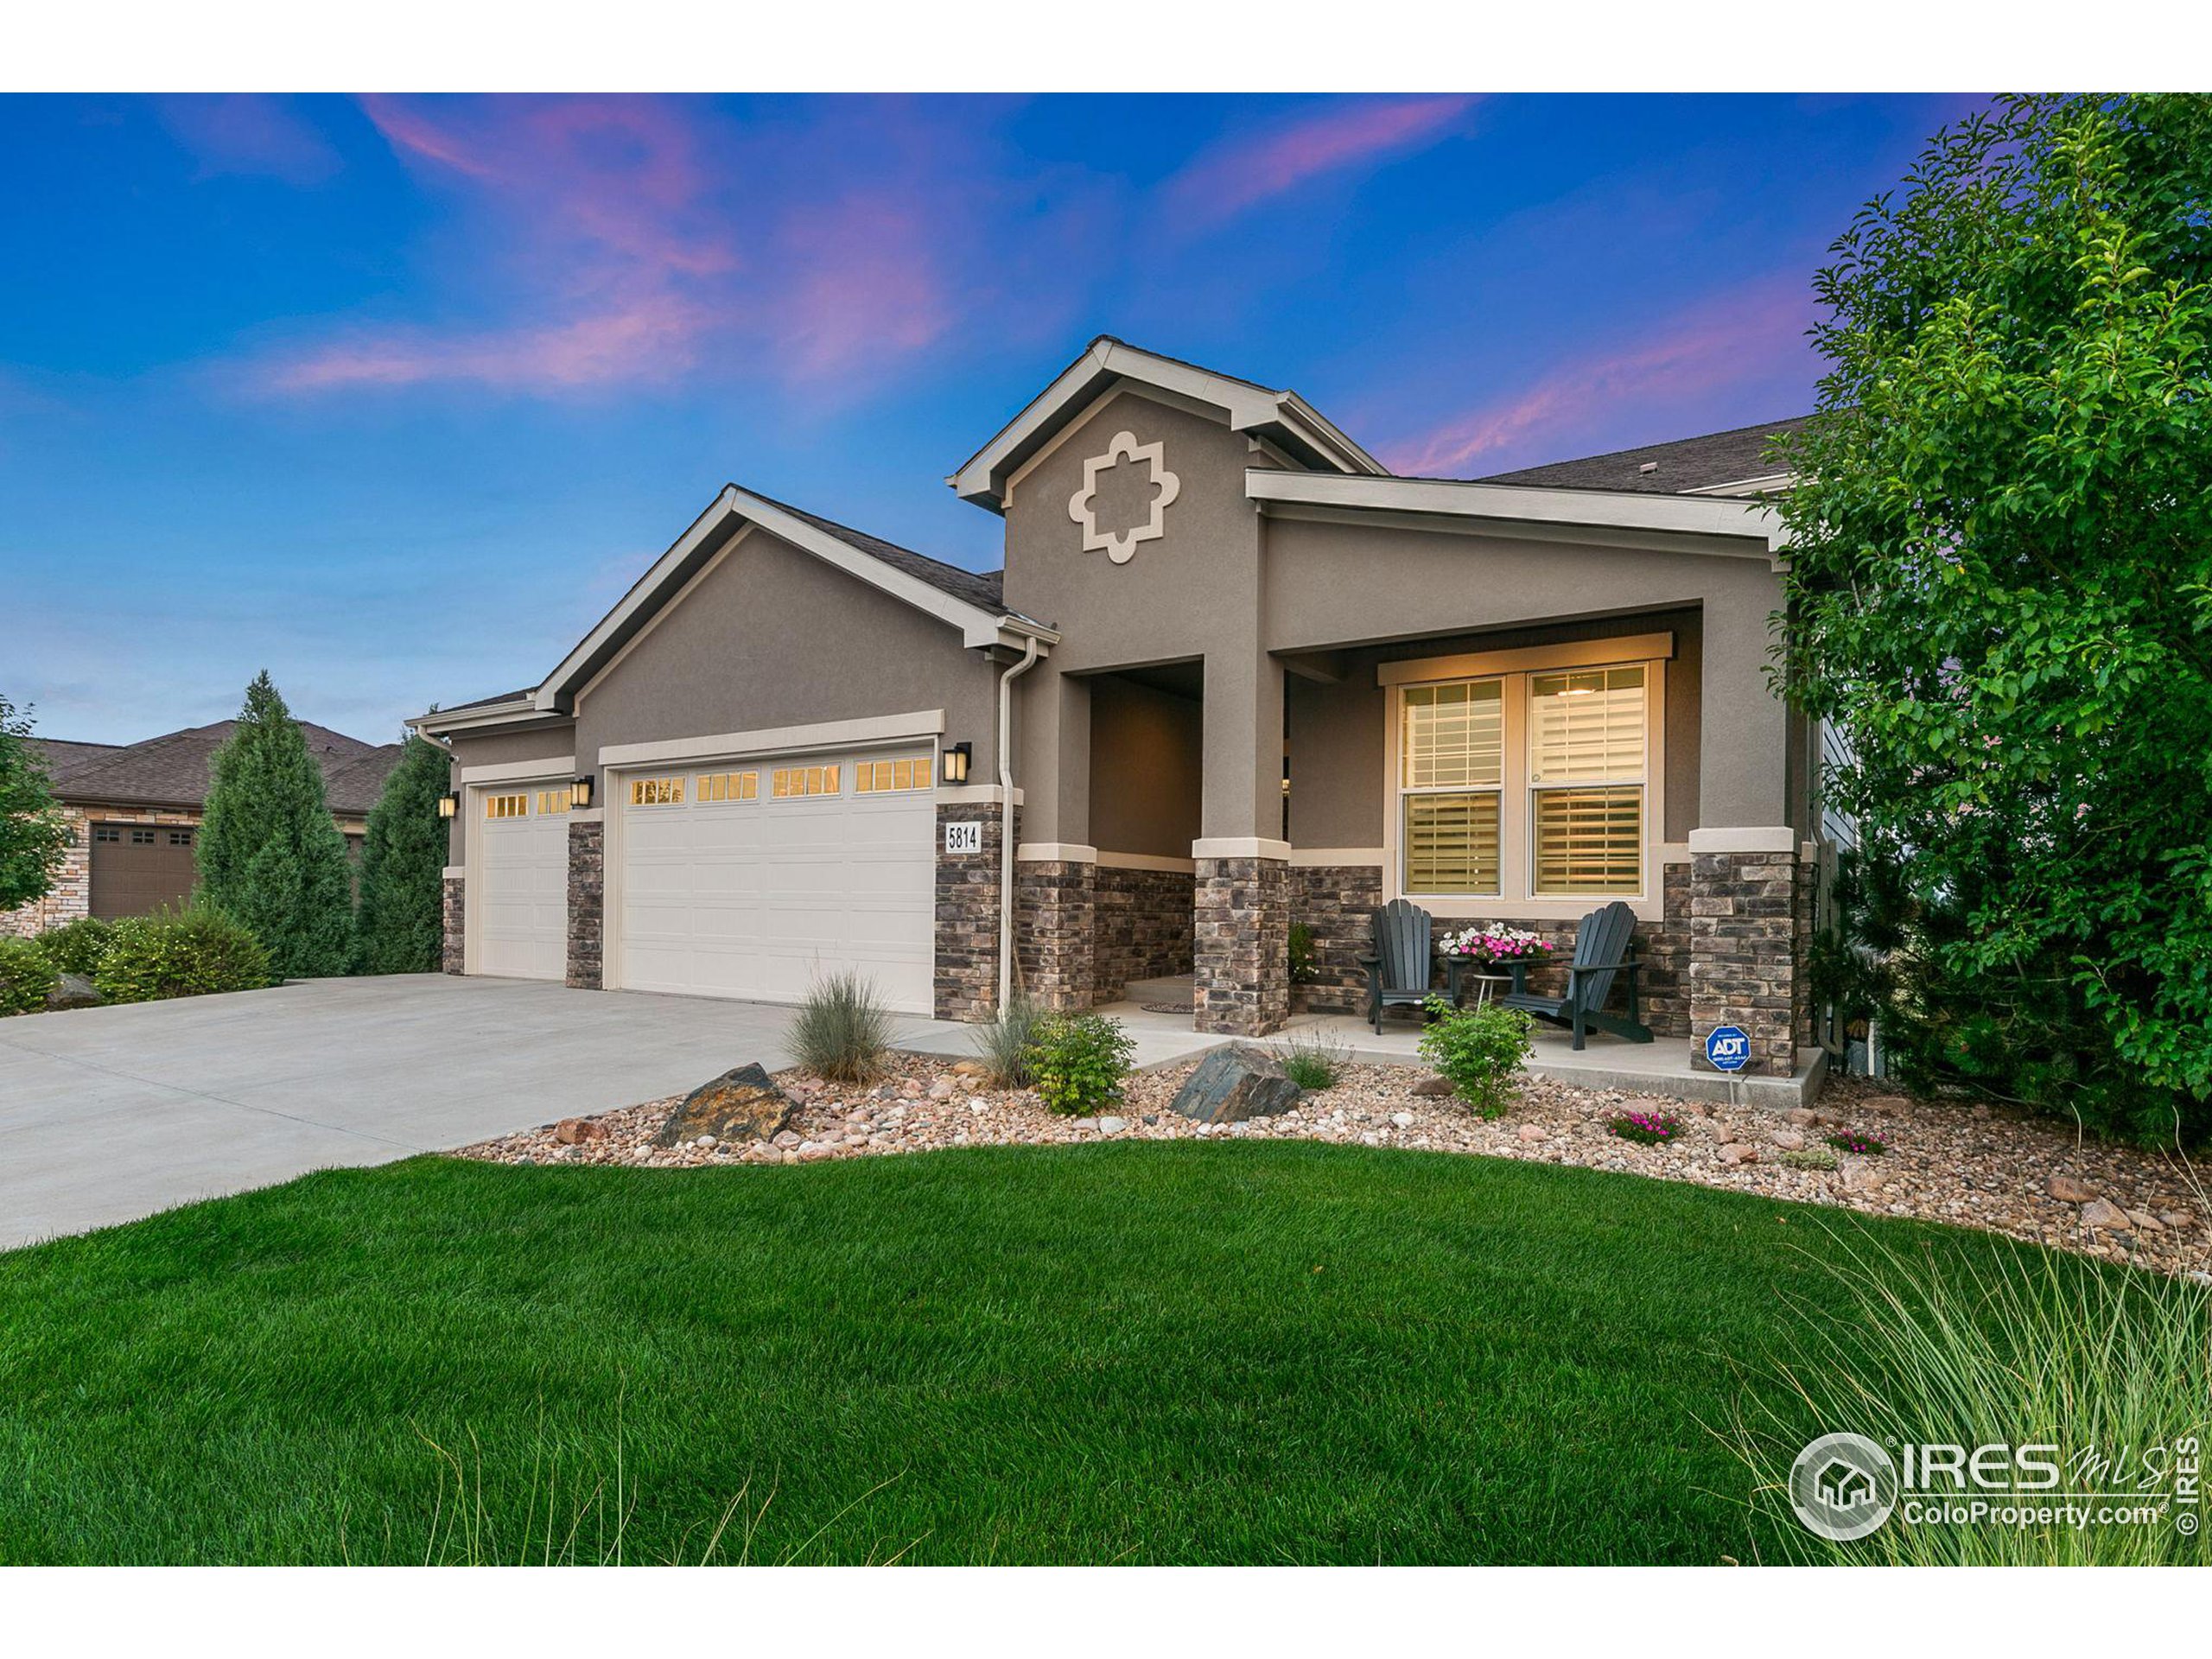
xmin=1067 ymin=429 xmax=1181 ymax=565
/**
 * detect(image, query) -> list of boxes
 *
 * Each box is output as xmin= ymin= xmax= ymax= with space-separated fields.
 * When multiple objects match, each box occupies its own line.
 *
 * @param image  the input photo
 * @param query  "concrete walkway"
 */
xmin=0 ymin=975 xmax=965 ymax=1250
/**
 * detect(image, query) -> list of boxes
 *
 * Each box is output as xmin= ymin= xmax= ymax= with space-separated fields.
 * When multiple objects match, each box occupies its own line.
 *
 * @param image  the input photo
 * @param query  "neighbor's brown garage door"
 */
xmin=89 ymin=823 xmax=199 ymax=919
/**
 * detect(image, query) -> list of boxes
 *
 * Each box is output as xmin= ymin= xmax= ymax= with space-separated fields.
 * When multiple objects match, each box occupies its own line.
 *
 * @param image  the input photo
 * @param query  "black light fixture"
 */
xmin=437 ymin=789 xmax=460 ymax=820
xmin=942 ymin=742 xmax=973 ymax=785
xmin=572 ymin=773 xmax=594 ymax=810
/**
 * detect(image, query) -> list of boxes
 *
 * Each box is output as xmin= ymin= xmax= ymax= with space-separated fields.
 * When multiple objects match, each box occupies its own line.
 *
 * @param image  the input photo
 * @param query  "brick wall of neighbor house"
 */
xmin=1016 ymin=859 xmax=1096 ymax=1012
xmin=1193 ymin=855 xmax=1289 ymax=1036
xmin=1091 ymin=865 xmax=1194 ymax=1002
xmin=1688 ymin=849 xmax=1802 ymax=1075
xmin=1285 ymin=861 xmax=1691 ymax=1037
xmin=934 ymin=801 xmax=1006 ymax=1021
xmin=565 ymin=817 xmax=602 ymax=989
xmin=442 ymin=875 xmax=466 ymax=975
xmin=0 ymin=805 xmax=91 ymax=937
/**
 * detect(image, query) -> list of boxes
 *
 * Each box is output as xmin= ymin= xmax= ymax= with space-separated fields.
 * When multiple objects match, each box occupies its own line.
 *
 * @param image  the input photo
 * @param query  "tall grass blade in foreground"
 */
xmin=1278 ymin=1029 xmax=1351 ymax=1091
xmin=1731 ymin=1221 xmax=2211 ymax=1564
xmin=791 ymin=970 xmax=893 ymax=1084
xmin=971 ymin=993 xmax=1044 ymax=1088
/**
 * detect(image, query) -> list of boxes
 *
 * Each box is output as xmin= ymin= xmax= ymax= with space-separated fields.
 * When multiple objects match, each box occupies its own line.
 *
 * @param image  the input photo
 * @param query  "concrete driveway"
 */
xmin=0 ymin=974 xmax=965 ymax=1250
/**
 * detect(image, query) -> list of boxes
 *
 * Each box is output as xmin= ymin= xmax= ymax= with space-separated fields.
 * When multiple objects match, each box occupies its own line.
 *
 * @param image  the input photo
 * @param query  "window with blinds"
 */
xmin=1529 ymin=666 xmax=1645 ymax=894
xmin=1400 ymin=679 xmax=1503 ymax=893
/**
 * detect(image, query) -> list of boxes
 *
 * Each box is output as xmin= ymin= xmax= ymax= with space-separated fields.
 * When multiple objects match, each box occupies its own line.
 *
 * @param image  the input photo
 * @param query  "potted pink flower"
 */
xmin=1436 ymin=923 xmax=1553 ymax=967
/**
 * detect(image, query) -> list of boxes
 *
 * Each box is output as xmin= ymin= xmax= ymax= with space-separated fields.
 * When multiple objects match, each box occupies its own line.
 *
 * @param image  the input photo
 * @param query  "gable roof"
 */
xmin=752 ymin=492 xmax=1005 ymax=612
xmin=29 ymin=738 xmax=124 ymax=784
xmin=948 ymin=335 xmax=1388 ymax=512
xmin=1476 ymin=415 xmax=1815 ymax=497
xmin=34 ymin=721 xmax=402 ymax=816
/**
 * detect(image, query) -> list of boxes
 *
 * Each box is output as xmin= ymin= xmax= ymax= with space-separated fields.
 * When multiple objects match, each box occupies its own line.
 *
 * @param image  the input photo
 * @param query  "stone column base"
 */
xmin=1015 ymin=858 xmax=1096 ymax=1012
xmin=1688 ymin=847 xmax=1802 ymax=1075
xmin=442 ymin=875 xmax=466 ymax=975
xmin=1194 ymin=855 xmax=1290 ymax=1036
xmin=934 ymin=801 xmax=1007 ymax=1021
xmin=566 ymin=818 xmax=604 ymax=989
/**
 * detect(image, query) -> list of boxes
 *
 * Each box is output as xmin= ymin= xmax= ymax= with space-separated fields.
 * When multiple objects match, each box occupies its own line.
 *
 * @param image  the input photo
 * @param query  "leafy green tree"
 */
xmin=195 ymin=671 xmax=356 ymax=978
xmin=1777 ymin=94 xmax=2212 ymax=1145
xmin=354 ymin=733 xmax=451 ymax=974
xmin=0 ymin=695 xmax=72 ymax=914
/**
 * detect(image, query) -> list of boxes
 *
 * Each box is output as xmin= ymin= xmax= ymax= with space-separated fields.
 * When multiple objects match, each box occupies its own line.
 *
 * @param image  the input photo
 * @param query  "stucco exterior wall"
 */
xmin=573 ymin=525 xmax=998 ymax=778
xmin=1087 ymin=673 xmax=1203 ymax=861
xmin=440 ymin=721 xmax=577 ymax=866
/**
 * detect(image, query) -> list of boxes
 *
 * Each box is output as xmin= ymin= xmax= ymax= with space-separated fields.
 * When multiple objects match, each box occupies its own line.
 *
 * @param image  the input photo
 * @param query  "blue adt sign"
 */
xmin=1705 ymin=1026 xmax=1751 ymax=1072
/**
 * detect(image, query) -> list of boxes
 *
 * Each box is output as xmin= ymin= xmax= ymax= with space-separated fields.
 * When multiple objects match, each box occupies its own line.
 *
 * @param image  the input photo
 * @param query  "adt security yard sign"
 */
xmin=1704 ymin=1026 xmax=1751 ymax=1071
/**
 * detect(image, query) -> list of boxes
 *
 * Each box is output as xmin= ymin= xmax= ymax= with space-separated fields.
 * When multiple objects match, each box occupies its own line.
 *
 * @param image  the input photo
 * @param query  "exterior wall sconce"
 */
xmin=437 ymin=790 xmax=460 ymax=820
xmin=572 ymin=773 xmax=594 ymax=809
xmin=942 ymin=742 xmax=972 ymax=785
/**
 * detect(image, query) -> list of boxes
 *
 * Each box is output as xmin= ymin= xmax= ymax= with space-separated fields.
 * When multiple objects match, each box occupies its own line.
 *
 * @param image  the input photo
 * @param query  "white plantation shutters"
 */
xmin=1529 ymin=667 xmax=1645 ymax=894
xmin=1400 ymin=680 xmax=1503 ymax=894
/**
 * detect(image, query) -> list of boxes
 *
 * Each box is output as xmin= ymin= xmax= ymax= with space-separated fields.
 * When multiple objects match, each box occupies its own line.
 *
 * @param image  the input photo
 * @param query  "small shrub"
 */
xmin=1824 ymin=1128 xmax=1888 ymax=1156
xmin=1778 ymin=1145 xmax=1841 ymax=1172
xmin=0 ymin=935 xmax=59 ymax=1015
xmin=1607 ymin=1110 xmax=1683 ymax=1146
xmin=94 ymin=908 xmax=270 ymax=1004
xmin=1415 ymin=997 xmax=1534 ymax=1117
xmin=971 ymin=994 xmax=1044 ymax=1088
xmin=791 ymin=970 xmax=893 ymax=1084
xmin=1025 ymin=1011 xmax=1137 ymax=1116
xmin=1287 ymin=922 xmax=1318 ymax=988
xmin=1279 ymin=1030 xmax=1350 ymax=1091
xmin=35 ymin=915 xmax=115 ymax=976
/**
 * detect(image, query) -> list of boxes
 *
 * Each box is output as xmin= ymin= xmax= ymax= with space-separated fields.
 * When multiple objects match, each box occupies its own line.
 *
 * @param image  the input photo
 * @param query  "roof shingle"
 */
xmin=1476 ymin=415 xmax=1815 ymax=497
xmin=35 ymin=721 xmax=401 ymax=816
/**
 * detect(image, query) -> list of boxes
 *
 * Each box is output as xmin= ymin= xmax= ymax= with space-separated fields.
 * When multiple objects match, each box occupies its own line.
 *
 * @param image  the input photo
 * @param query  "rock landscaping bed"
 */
xmin=454 ymin=1058 xmax=2210 ymax=1280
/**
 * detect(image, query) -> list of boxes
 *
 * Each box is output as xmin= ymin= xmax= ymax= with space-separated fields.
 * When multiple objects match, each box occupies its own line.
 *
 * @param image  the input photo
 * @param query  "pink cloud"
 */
xmin=264 ymin=294 xmax=710 ymax=393
xmin=156 ymin=95 xmax=340 ymax=186
xmin=1163 ymin=95 xmax=1478 ymax=226
xmin=1382 ymin=273 xmax=1818 ymax=477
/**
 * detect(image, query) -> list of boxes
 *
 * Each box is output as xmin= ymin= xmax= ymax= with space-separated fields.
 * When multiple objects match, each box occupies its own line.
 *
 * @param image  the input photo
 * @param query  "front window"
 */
xmin=1399 ymin=681 xmax=1502 ymax=894
xmin=1395 ymin=657 xmax=1653 ymax=904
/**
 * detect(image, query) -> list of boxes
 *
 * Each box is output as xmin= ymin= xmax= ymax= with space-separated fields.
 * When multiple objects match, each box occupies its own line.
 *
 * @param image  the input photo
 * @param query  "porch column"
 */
xmin=1192 ymin=646 xmax=1290 ymax=1035
xmin=1687 ymin=828 xmax=1803 ymax=1076
xmin=934 ymin=793 xmax=1008 ymax=1021
xmin=1012 ymin=666 xmax=1096 ymax=1009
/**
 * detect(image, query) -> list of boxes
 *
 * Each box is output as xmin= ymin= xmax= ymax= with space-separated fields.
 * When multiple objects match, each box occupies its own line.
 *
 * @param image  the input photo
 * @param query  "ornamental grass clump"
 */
xmin=1825 ymin=1129 xmax=1887 ymax=1157
xmin=1607 ymin=1111 xmax=1683 ymax=1147
xmin=1279 ymin=1030 xmax=1351 ymax=1091
xmin=791 ymin=970 xmax=893 ymax=1084
xmin=970 ymin=994 xmax=1044 ymax=1089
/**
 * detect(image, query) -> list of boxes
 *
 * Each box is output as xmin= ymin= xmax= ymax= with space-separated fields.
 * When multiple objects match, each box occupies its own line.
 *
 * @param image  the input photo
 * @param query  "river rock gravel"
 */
xmin=454 ymin=1058 xmax=2209 ymax=1279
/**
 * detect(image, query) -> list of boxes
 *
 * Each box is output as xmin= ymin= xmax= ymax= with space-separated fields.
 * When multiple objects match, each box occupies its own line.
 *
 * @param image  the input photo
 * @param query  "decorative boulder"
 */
xmin=1170 ymin=1044 xmax=1304 ymax=1124
xmin=46 ymin=972 xmax=102 ymax=1010
xmin=652 ymin=1063 xmax=794 ymax=1147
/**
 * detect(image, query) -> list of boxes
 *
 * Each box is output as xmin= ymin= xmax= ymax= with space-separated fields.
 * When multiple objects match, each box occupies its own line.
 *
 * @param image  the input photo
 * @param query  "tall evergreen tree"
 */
xmin=354 ymin=733 xmax=451 ymax=974
xmin=0 ymin=695 xmax=72 ymax=914
xmin=195 ymin=671 xmax=356 ymax=978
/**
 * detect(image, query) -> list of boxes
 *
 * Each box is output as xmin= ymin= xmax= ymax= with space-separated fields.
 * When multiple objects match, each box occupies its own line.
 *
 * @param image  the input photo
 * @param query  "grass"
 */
xmin=788 ymin=970 xmax=893 ymax=1084
xmin=0 ymin=1141 xmax=2121 ymax=1565
xmin=1278 ymin=1030 xmax=1351 ymax=1091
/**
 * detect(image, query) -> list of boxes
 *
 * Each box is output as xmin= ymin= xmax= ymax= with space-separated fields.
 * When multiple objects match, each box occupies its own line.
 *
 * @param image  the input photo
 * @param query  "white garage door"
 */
xmin=616 ymin=748 xmax=935 ymax=1014
xmin=475 ymin=785 xmax=570 ymax=981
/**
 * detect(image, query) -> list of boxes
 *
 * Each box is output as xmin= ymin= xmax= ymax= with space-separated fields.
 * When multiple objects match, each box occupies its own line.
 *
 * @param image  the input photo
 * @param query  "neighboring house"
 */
xmin=415 ymin=337 xmax=1829 ymax=1078
xmin=1 ymin=721 xmax=403 ymax=934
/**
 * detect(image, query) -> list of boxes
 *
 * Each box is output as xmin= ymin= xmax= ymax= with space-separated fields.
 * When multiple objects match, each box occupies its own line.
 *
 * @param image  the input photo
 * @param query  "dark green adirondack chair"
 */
xmin=1498 ymin=899 xmax=1654 ymax=1049
xmin=1361 ymin=899 xmax=1437 ymax=1035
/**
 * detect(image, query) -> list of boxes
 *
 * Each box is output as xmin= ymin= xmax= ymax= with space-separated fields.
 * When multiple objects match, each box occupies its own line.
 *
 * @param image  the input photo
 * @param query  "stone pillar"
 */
xmin=1015 ymin=855 xmax=1096 ymax=1012
xmin=1286 ymin=861 xmax=1383 ymax=1015
xmin=934 ymin=798 xmax=1006 ymax=1021
xmin=1688 ymin=830 xmax=1802 ymax=1076
xmin=566 ymin=816 xmax=603 ymax=989
xmin=442 ymin=874 xmax=466 ymax=975
xmin=1193 ymin=849 xmax=1290 ymax=1036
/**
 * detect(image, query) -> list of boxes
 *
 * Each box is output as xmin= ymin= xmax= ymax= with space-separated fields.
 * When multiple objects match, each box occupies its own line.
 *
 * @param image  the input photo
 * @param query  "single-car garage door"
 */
xmin=616 ymin=747 xmax=935 ymax=1013
xmin=475 ymin=785 xmax=571 ymax=980
xmin=89 ymin=822 xmax=198 ymax=919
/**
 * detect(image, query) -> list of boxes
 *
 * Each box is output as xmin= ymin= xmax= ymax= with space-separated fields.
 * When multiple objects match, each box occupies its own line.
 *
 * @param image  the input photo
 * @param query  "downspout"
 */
xmin=995 ymin=633 xmax=1042 ymax=1013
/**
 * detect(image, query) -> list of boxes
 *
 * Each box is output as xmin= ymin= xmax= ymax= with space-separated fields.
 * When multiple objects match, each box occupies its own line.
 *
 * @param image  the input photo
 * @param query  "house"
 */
xmin=2 ymin=721 xmax=404 ymax=934
xmin=414 ymin=337 xmax=1831 ymax=1079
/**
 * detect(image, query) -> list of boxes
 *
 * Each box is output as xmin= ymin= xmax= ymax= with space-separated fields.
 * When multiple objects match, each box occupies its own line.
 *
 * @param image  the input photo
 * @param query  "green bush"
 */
xmin=1416 ymin=997 xmax=1534 ymax=1117
xmin=0 ymin=935 xmax=59 ymax=1016
xmin=35 ymin=916 xmax=114 ymax=976
xmin=1025 ymin=1012 xmax=1137 ymax=1116
xmin=1279 ymin=1030 xmax=1350 ymax=1091
xmin=970 ymin=993 xmax=1044 ymax=1088
xmin=791 ymin=970 xmax=893 ymax=1084
xmin=93 ymin=909 xmax=271 ymax=1004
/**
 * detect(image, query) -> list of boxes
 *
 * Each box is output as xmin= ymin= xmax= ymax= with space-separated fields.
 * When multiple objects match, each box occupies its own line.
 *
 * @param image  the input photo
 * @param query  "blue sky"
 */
xmin=0 ymin=92 xmax=1983 ymax=745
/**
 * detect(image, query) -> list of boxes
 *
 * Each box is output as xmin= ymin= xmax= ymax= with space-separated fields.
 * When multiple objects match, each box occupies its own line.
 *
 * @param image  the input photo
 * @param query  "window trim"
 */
xmin=1381 ymin=639 xmax=1669 ymax=921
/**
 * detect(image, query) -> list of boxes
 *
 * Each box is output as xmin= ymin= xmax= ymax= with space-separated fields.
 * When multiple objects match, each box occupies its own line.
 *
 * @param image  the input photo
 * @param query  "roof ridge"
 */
xmin=50 ymin=721 xmax=226 ymax=791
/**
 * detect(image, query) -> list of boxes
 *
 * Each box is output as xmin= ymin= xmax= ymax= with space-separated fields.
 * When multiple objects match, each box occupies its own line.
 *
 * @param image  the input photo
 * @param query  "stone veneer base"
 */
xmin=1015 ymin=858 xmax=1096 ymax=1012
xmin=442 ymin=875 xmax=466 ymax=975
xmin=1193 ymin=855 xmax=1289 ymax=1036
xmin=933 ymin=801 xmax=1007 ymax=1021
xmin=1688 ymin=849 xmax=1803 ymax=1075
xmin=1092 ymin=864 xmax=1195 ymax=1003
xmin=566 ymin=819 xmax=603 ymax=989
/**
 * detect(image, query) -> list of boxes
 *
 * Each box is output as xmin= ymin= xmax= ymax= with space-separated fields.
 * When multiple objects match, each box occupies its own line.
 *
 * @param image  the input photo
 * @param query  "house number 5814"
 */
xmin=944 ymin=822 xmax=982 ymax=855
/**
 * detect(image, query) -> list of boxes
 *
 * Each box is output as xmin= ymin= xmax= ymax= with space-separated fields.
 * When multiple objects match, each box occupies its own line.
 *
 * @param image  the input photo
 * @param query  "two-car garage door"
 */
xmin=614 ymin=747 xmax=936 ymax=1014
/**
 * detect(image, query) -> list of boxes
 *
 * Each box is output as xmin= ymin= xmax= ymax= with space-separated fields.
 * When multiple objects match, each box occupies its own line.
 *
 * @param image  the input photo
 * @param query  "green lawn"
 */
xmin=0 ymin=1141 xmax=2059 ymax=1565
